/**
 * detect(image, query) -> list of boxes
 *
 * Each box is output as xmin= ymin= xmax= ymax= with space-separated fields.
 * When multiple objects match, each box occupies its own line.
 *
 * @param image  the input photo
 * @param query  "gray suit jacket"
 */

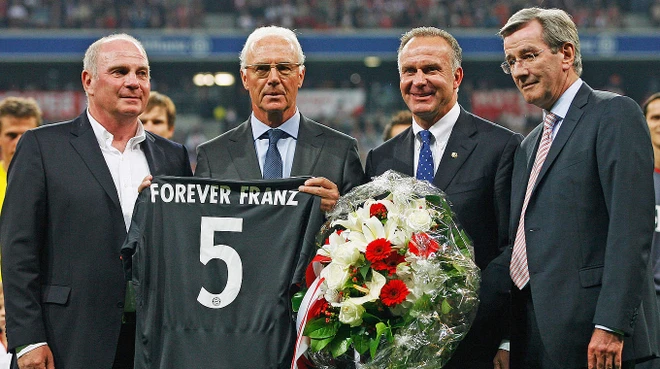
xmin=0 ymin=113 xmax=192 ymax=369
xmin=365 ymin=106 xmax=523 ymax=364
xmin=195 ymin=113 xmax=366 ymax=195
xmin=510 ymin=83 xmax=660 ymax=365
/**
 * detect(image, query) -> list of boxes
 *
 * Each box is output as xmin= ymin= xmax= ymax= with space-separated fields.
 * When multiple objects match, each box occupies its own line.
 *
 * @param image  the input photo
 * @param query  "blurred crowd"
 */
xmin=1 ymin=0 xmax=659 ymax=29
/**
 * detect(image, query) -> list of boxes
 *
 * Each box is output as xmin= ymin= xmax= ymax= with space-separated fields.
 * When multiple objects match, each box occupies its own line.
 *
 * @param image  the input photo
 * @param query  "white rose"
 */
xmin=338 ymin=300 xmax=366 ymax=327
xmin=320 ymin=262 xmax=350 ymax=291
xmin=331 ymin=242 xmax=361 ymax=267
xmin=405 ymin=208 xmax=433 ymax=232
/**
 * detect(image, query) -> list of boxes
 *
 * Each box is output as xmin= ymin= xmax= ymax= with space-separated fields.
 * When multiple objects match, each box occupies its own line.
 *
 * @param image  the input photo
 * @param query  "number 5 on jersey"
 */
xmin=198 ymin=217 xmax=244 ymax=309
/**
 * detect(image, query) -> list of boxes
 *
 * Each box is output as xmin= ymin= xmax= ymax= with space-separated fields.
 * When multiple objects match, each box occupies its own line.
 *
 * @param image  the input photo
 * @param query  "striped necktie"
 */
xmin=510 ymin=113 xmax=559 ymax=289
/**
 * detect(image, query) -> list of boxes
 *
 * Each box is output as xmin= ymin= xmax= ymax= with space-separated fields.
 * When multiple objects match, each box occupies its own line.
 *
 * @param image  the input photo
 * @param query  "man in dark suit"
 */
xmin=0 ymin=34 xmax=192 ymax=369
xmin=364 ymin=27 xmax=522 ymax=369
xmin=195 ymin=26 xmax=365 ymax=210
xmin=500 ymin=8 xmax=660 ymax=369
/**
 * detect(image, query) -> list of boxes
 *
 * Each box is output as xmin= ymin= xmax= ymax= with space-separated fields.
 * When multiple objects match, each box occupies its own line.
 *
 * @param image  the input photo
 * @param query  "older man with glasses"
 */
xmin=195 ymin=26 xmax=365 ymax=212
xmin=500 ymin=7 xmax=659 ymax=369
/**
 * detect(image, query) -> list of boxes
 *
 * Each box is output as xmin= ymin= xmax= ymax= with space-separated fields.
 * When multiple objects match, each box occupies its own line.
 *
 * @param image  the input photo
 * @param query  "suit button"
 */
xmin=117 ymin=301 xmax=124 ymax=308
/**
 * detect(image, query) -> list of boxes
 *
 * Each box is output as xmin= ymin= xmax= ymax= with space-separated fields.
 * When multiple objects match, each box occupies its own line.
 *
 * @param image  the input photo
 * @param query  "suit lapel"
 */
xmin=433 ymin=108 xmax=477 ymax=191
xmin=534 ymin=83 xmax=590 ymax=188
xmin=390 ymin=128 xmax=415 ymax=176
xmin=228 ymin=120 xmax=262 ymax=179
xmin=142 ymin=132 xmax=163 ymax=175
xmin=291 ymin=115 xmax=322 ymax=176
xmin=69 ymin=114 xmax=121 ymax=208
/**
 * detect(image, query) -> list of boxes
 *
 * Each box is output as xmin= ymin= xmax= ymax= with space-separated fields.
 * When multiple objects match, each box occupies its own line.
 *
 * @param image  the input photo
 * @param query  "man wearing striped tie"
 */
xmin=501 ymin=8 xmax=659 ymax=369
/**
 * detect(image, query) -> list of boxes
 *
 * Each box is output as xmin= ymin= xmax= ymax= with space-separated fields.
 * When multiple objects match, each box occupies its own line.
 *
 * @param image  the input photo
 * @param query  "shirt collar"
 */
xmin=547 ymin=78 xmax=583 ymax=120
xmin=251 ymin=108 xmax=300 ymax=141
xmin=411 ymin=101 xmax=460 ymax=142
xmin=87 ymin=110 xmax=146 ymax=151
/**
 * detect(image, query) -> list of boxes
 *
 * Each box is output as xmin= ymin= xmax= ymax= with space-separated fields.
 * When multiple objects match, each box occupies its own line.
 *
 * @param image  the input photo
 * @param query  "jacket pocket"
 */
xmin=41 ymin=285 xmax=71 ymax=305
xmin=578 ymin=265 xmax=603 ymax=287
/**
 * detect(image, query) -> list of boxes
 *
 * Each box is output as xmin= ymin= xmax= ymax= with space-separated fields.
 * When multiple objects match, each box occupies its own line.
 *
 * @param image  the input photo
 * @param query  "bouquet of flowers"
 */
xmin=292 ymin=170 xmax=481 ymax=369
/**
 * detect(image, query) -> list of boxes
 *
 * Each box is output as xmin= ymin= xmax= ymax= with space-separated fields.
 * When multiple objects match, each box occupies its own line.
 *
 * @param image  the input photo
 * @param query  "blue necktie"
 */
xmin=263 ymin=129 xmax=287 ymax=179
xmin=416 ymin=130 xmax=434 ymax=182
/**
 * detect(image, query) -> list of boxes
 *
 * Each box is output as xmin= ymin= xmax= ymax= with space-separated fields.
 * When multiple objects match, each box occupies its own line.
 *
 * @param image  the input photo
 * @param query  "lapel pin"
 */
xmin=451 ymin=152 xmax=458 ymax=158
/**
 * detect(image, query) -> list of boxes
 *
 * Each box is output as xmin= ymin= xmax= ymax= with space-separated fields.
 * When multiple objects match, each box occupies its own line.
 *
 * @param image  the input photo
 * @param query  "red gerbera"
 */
xmin=380 ymin=279 xmax=409 ymax=306
xmin=308 ymin=298 xmax=330 ymax=319
xmin=369 ymin=203 xmax=388 ymax=220
xmin=372 ymin=251 xmax=406 ymax=275
xmin=408 ymin=232 xmax=440 ymax=258
xmin=365 ymin=238 xmax=392 ymax=262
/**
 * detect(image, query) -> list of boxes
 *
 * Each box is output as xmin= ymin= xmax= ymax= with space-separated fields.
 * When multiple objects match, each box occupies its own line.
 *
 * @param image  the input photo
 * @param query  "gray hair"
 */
xmin=499 ymin=7 xmax=582 ymax=76
xmin=398 ymin=27 xmax=462 ymax=73
xmin=239 ymin=26 xmax=305 ymax=69
xmin=83 ymin=34 xmax=149 ymax=78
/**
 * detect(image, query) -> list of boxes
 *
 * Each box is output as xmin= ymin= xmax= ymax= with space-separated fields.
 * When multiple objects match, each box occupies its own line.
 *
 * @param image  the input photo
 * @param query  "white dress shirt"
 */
xmin=411 ymin=102 xmax=460 ymax=176
xmin=251 ymin=109 xmax=300 ymax=178
xmin=88 ymin=111 xmax=151 ymax=231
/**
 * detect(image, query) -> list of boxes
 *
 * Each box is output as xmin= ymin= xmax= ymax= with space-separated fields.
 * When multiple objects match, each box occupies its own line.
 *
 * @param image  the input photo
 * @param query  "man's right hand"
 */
xmin=18 ymin=345 xmax=55 ymax=369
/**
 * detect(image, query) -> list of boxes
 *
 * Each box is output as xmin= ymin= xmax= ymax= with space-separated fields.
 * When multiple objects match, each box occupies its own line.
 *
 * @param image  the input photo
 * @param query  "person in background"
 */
xmin=500 ymin=8 xmax=659 ymax=368
xmin=0 ymin=96 xmax=42 ymax=213
xmin=364 ymin=26 xmax=523 ymax=369
xmin=640 ymin=92 xmax=660 ymax=369
xmin=382 ymin=110 xmax=412 ymax=141
xmin=139 ymin=91 xmax=175 ymax=140
xmin=195 ymin=26 xmax=365 ymax=212
xmin=0 ymin=33 xmax=192 ymax=369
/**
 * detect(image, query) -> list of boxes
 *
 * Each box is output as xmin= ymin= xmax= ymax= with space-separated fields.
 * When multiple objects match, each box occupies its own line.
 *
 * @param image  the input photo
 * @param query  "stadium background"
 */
xmin=1 ymin=0 xmax=659 ymax=164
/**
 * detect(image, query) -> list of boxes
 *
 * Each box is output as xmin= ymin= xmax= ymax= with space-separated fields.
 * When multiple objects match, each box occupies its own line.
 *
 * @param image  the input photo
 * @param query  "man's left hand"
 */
xmin=139 ymin=175 xmax=153 ymax=193
xmin=298 ymin=177 xmax=339 ymax=212
xmin=587 ymin=328 xmax=623 ymax=369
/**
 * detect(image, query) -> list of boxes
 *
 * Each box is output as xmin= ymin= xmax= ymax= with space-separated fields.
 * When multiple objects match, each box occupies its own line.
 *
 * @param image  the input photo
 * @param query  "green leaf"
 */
xmin=361 ymin=312 xmax=382 ymax=325
xmin=352 ymin=333 xmax=370 ymax=354
xmin=375 ymin=321 xmax=389 ymax=337
xmin=441 ymin=299 xmax=453 ymax=315
xmin=368 ymin=322 xmax=391 ymax=358
xmin=291 ymin=290 xmax=305 ymax=312
xmin=359 ymin=263 xmax=371 ymax=280
xmin=329 ymin=335 xmax=352 ymax=358
xmin=425 ymin=194 xmax=442 ymax=207
xmin=304 ymin=318 xmax=339 ymax=339
xmin=412 ymin=293 xmax=432 ymax=312
xmin=310 ymin=336 xmax=335 ymax=352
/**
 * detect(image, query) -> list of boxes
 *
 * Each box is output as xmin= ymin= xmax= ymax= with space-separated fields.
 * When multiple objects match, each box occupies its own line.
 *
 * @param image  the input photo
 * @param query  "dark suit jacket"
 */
xmin=510 ymin=83 xmax=660 ymax=366
xmin=0 ymin=113 xmax=192 ymax=369
xmin=195 ymin=114 xmax=366 ymax=195
xmin=365 ymin=106 xmax=523 ymax=365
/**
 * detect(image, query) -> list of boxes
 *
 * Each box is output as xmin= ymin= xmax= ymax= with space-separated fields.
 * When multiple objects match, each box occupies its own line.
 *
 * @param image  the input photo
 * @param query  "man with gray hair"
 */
xmin=195 ymin=26 xmax=365 ymax=210
xmin=365 ymin=26 xmax=522 ymax=369
xmin=0 ymin=33 xmax=191 ymax=369
xmin=500 ymin=8 xmax=659 ymax=369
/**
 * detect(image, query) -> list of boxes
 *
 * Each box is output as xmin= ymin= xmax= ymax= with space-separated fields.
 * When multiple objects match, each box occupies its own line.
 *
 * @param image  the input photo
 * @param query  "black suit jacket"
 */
xmin=509 ymin=83 xmax=660 ymax=366
xmin=195 ymin=114 xmax=366 ymax=195
xmin=0 ymin=113 xmax=192 ymax=369
xmin=365 ymin=106 xmax=523 ymax=365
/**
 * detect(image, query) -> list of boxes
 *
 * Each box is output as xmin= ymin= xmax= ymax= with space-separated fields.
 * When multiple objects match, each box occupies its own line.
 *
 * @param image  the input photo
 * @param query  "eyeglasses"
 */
xmin=244 ymin=62 xmax=302 ymax=78
xmin=501 ymin=49 xmax=545 ymax=74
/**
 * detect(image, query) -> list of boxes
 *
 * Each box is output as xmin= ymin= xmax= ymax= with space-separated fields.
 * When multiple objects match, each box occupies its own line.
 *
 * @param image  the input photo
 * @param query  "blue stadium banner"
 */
xmin=0 ymin=31 xmax=658 ymax=61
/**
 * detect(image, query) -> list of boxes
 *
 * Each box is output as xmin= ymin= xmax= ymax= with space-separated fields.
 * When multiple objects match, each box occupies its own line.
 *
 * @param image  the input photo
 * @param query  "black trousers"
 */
xmin=511 ymin=286 xmax=635 ymax=369
xmin=113 ymin=313 xmax=136 ymax=369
